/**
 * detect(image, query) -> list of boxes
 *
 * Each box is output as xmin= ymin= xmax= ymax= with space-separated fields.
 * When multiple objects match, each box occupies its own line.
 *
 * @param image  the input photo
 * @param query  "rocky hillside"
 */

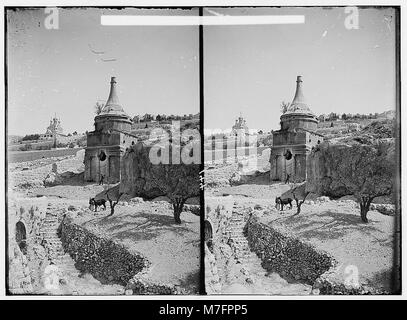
xmin=119 ymin=142 xmax=200 ymax=200
xmin=347 ymin=119 xmax=395 ymax=145
xmin=323 ymin=118 xmax=396 ymax=145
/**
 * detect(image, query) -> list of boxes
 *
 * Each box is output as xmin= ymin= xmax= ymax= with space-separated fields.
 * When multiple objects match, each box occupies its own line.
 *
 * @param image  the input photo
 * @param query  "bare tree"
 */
xmin=280 ymin=101 xmax=290 ymax=114
xmin=105 ymin=190 xmax=125 ymax=216
xmin=323 ymin=142 xmax=395 ymax=223
xmin=150 ymin=164 xmax=200 ymax=224
xmin=95 ymin=102 xmax=104 ymax=115
xmin=288 ymin=183 xmax=310 ymax=215
xmin=293 ymin=191 xmax=310 ymax=215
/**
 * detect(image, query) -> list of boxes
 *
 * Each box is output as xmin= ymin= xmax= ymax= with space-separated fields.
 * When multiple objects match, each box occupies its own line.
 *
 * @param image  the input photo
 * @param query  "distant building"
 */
xmin=39 ymin=115 xmax=64 ymax=141
xmin=46 ymin=116 xmax=63 ymax=135
xmin=270 ymin=76 xmax=323 ymax=182
xmin=231 ymin=114 xmax=249 ymax=136
xmin=84 ymin=77 xmax=137 ymax=183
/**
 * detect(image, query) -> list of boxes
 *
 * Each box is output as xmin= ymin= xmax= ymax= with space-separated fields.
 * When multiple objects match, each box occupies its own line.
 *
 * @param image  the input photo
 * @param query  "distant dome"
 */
xmin=283 ymin=76 xmax=315 ymax=117
xmin=100 ymin=77 xmax=129 ymax=116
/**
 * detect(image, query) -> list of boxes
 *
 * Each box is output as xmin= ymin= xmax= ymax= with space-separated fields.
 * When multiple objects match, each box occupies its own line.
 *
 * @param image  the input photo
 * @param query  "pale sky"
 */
xmin=204 ymin=7 xmax=397 ymax=131
xmin=7 ymin=8 xmax=199 ymax=136
xmin=7 ymin=7 xmax=397 ymax=136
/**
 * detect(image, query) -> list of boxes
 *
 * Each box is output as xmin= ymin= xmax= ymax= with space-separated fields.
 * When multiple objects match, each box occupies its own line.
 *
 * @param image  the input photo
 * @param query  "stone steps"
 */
xmin=41 ymin=230 xmax=59 ymax=234
xmin=226 ymin=211 xmax=273 ymax=283
xmin=232 ymin=239 xmax=248 ymax=242
xmin=56 ymin=254 xmax=81 ymax=277
xmin=40 ymin=211 xmax=66 ymax=264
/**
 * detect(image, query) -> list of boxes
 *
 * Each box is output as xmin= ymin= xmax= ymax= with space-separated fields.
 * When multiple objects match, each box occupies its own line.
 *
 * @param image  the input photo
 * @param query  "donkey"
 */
xmin=275 ymin=197 xmax=293 ymax=211
xmin=89 ymin=198 xmax=106 ymax=212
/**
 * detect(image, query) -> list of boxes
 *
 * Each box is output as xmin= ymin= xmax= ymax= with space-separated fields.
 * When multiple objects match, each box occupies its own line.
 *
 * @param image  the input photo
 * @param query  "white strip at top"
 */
xmin=100 ymin=15 xmax=305 ymax=26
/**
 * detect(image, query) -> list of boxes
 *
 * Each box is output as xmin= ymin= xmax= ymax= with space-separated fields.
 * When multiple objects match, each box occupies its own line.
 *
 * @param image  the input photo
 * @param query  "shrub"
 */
xmin=22 ymin=134 xmax=40 ymax=141
xmin=19 ymin=143 xmax=32 ymax=151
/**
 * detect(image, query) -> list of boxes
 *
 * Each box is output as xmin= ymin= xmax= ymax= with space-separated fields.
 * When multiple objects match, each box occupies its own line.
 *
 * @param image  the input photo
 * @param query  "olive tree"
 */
xmin=150 ymin=163 xmax=200 ymax=224
xmin=324 ymin=142 xmax=395 ymax=223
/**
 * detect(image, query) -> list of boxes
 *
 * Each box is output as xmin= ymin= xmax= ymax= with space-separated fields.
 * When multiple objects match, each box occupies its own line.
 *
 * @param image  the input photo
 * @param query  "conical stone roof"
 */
xmin=101 ymin=77 xmax=128 ymax=116
xmin=284 ymin=76 xmax=315 ymax=116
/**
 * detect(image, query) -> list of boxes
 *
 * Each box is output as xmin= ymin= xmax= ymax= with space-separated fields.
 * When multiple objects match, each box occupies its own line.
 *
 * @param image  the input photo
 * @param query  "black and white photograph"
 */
xmin=1 ymin=0 xmax=405 ymax=304
xmin=203 ymin=6 xmax=400 ymax=295
xmin=5 ymin=7 xmax=201 ymax=295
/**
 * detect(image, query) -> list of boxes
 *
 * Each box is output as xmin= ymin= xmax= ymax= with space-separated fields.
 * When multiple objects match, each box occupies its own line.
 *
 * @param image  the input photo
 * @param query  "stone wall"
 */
xmin=205 ymin=197 xmax=234 ymax=243
xmin=60 ymin=218 xmax=149 ymax=286
xmin=126 ymin=271 xmax=179 ymax=295
xmin=86 ymin=131 xmax=121 ymax=147
xmin=8 ymin=198 xmax=48 ymax=294
xmin=84 ymin=145 xmax=122 ymax=183
xmin=204 ymin=242 xmax=222 ymax=294
xmin=204 ymin=197 xmax=235 ymax=293
xmin=245 ymin=218 xmax=390 ymax=294
xmin=60 ymin=218 xmax=181 ymax=294
xmin=246 ymin=218 xmax=335 ymax=285
xmin=272 ymin=130 xmax=307 ymax=146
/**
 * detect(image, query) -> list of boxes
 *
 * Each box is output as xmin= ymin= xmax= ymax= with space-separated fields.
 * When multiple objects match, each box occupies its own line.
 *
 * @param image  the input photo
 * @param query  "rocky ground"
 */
xmin=259 ymin=199 xmax=396 ymax=292
xmin=74 ymin=201 xmax=200 ymax=294
xmin=205 ymin=153 xmax=398 ymax=294
xmin=9 ymin=150 xmax=86 ymax=196
xmin=214 ymin=204 xmax=312 ymax=295
xmin=8 ymin=149 xmax=200 ymax=295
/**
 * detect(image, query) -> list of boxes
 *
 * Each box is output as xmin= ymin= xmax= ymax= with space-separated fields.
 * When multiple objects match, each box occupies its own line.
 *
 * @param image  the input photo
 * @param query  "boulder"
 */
xmin=371 ymin=203 xmax=395 ymax=215
xmin=317 ymin=196 xmax=330 ymax=202
xmin=43 ymin=173 xmax=63 ymax=187
xmin=129 ymin=197 xmax=144 ymax=205
xmin=119 ymin=142 xmax=200 ymax=200
xmin=307 ymin=142 xmax=396 ymax=201
xmin=229 ymin=172 xmax=241 ymax=185
xmin=60 ymin=171 xmax=76 ymax=179
xmin=75 ymin=149 xmax=85 ymax=161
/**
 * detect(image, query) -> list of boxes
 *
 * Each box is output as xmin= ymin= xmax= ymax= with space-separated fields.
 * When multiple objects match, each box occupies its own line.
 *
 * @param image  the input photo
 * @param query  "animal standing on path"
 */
xmin=275 ymin=197 xmax=293 ymax=211
xmin=89 ymin=198 xmax=106 ymax=212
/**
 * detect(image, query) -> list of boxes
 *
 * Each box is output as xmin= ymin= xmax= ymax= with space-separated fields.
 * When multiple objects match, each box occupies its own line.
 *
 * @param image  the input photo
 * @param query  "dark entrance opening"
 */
xmin=284 ymin=149 xmax=293 ymax=160
xmin=98 ymin=150 xmax=107 ymax=161
xmin=15 ymin=221 xmax=27 ymax=255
